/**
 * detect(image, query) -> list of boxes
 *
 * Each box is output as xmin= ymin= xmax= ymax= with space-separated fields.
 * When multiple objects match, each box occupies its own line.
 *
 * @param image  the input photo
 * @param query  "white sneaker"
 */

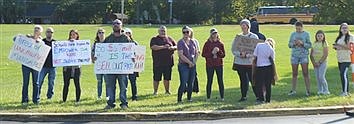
xmin=323 ymin=92 xmax=331 ymax=95
xmin=317 ymin=92 xmax=323 ymax=95
xmin=106 ymin=97 xmax=109 ymax=100
xmin=288 ymin=90 xmax=296 ymax=96
xmin=340 ymin=92 xmax=348 ymax=96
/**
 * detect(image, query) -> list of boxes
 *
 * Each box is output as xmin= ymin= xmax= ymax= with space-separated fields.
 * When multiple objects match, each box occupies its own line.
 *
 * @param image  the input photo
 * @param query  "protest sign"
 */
xmin=233 ymin=35 xmax=264 ymax=54
xmin=52 ymin=40 xmax=91 ymax=67
xmin=8 ymin=35 xmax=51 ymax=71
xmin=134 ymin=45 xmax=146 ymax=72
xmin=94 ymin=43 xmax=135 ymax=74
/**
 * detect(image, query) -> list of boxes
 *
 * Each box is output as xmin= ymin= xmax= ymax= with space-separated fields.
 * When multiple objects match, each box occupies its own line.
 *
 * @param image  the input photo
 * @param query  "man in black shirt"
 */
xmin=38 ymin=27 xmax=56 ymax=101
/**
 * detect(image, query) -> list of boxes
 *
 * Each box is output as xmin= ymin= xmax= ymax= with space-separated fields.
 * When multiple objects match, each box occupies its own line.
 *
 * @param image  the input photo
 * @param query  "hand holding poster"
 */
xmin=8 ymin=35 xmax=51 ymax=71
xmin=94 ymin=43 xmax=135 ymax=74
xmin=134 ymin=45 xmax=146 ymax=72
xmin=52 ymin=40 xmax=91 ymax=67
xmin=233 ymin=35 xmax=264 ymax=54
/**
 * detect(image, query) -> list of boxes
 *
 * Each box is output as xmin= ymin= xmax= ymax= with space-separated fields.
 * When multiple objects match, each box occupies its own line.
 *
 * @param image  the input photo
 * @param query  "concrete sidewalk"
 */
xmin=1 ymin=105 xmax=354 ymax=122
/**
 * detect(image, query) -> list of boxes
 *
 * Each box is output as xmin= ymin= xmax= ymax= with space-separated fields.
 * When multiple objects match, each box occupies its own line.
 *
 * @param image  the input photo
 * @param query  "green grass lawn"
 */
xmin=0 ymin=24 xmax=353 ymax=112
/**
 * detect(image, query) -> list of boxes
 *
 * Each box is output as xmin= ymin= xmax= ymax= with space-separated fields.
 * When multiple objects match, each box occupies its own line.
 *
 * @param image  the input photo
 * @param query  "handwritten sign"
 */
xmin=134 ymin=46 xmax=146 ymax=72
xmin=233 ymin=35 xmax=264 ymax=54
xmin=52 ymin=40 xmax=91 ymax=67
xmin=8 ymin=35 xmax=51 ymax=71
xmin=94 ymin=43 xmax=135 ymax=74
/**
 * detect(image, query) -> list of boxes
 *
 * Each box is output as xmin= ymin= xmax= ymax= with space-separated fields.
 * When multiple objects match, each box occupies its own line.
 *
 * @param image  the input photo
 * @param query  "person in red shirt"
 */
xmin=202 ymin=28 xmax=225 ymax=101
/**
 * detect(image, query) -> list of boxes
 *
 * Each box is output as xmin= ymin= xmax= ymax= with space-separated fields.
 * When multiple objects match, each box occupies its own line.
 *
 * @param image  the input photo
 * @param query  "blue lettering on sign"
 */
xmin=17 ymin=37 xmax=33 ymax=48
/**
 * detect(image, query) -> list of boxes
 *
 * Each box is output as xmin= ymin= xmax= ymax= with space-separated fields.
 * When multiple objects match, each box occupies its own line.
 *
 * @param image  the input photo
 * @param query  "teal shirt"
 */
xmin=288 ymin=31 xmax=312 ymax=58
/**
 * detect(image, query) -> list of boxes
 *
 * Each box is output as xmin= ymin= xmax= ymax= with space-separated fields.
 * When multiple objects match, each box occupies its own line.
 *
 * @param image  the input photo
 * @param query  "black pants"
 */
xmin=63 ymin=68 xmax=81 ymax=102
xmin=255 ymin=66 xmax=272 ymax=102
xmin=338 ymin=62 xmax=350 ymax=93
xmin=235 ymin=64 xmax=257 ymax=98
xmin=206 ymin=66 xmax=224 ymax=99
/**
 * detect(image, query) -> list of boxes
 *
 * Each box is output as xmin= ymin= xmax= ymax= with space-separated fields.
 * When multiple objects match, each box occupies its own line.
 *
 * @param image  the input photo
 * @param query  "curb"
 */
xmin=1 ymin=105 xmax=354 ymax=122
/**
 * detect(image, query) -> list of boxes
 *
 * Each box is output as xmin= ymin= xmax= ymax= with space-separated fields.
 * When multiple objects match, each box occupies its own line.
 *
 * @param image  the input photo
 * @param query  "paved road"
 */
xmin=2 ymin=113 xmax=354 ymax=124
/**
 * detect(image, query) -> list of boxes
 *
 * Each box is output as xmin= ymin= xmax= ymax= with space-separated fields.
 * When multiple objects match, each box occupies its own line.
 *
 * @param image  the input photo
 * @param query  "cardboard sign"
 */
xmin=94 ymin=43 xmax=136 ymax=74
xmin=8 ymin=35 xmax=51 ymax=71
xmin=233 ymin=35 xmax=264 ymax=54
xmin=134 ymin=45 xmax=146 ymax=72
xmin=52 ymin=40 xmax=91 ymax=67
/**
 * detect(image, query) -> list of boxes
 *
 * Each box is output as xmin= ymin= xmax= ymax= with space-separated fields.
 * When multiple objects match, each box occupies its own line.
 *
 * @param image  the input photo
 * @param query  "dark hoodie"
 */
xmin=250 ymin=21 xmax=266 ymax=41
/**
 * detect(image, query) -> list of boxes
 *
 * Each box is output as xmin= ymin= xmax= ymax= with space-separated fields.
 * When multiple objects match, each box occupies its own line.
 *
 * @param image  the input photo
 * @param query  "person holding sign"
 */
xmin=177 ymin=26 xmax=197 ymax=103
xmin=150 ymin=25 xmax=177 ymax=96
xmin=202 ymin=28 xmax=225 ymax=101
xmin=62 ymin=29 xmax=82 ymax=104
xmin=287 ymin=21 xmax=312 ymax=96
xmin=103 ymin=19 xmax=131 ymax=110
xmin=333 ymin=23 xmax=354 ymax=96
xmin=231 ymin=19 xmax=259 ymax=102
xmin=38 ymin=27 xmax=57 ymax=101
xmin=92 ymin=28 xmax=108 ymax=100
xmin=16 ymin=25 xmax=43 ymax=105
xmin=124 ymin=28 xmax=139 ymax=101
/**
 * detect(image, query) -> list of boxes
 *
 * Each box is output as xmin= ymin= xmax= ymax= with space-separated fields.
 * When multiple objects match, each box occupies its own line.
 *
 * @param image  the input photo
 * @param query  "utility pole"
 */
xmin=121 ymin=0 xmax=124 ymax=22
xmin=168 ymin=0 xmax=173 ymax=24
xmin=136 ymin=0 xmax=140 ymax=24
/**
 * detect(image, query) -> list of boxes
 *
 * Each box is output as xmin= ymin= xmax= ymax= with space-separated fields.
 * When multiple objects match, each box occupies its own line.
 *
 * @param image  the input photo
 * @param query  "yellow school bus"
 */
xmin=250 ymin=6 xmax=318 ymax=24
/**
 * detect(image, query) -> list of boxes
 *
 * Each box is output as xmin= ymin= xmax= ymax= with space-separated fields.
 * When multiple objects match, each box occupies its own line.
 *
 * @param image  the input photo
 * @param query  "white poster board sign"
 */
xmin=134 ymin=45 xmax=146 ymax=72
xmin=94 ymin=43 xmax=135 ymax=74
xmin=52 ymin=40 xmax=91 ymax=67
xmin=8 ymin=35 xmax=51 ymax=71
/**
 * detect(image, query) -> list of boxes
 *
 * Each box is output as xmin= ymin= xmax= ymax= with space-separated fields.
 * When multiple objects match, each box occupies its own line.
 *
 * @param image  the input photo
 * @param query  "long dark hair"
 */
xmin=68 ymin=29 xmax=79 ymax=40
xmin=95 ymin=28 xmax=105 ymax=43
xmin=335 ymin=23 xmax=350 ymax=44
xmin=315 ymin=30 xmax=326 ymax=46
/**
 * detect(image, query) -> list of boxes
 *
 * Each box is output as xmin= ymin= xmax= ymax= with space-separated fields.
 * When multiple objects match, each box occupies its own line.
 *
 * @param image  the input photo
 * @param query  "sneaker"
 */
xmin=340 ymin=92 xmax=349 ymax=96
xmin=153 ymin=92 xmax=158 ymax=96
xmin=21 ymin=102 xmax=28 ymax=106
xmin=132 ymin=98 xmax=138 ymax=101
xmin=121 ymin=105 xmax=128 ymax=110
xmin=188 ymin=99 xmax=193 ymax=102
xmin=104 ymin=105 xmax=114 ymax=110
xmin=106 ymin=97 xmax=110 ymax=100
xmin=323 ymin=92 xmax=331 ymax=95
xmin=220 ymin=98 xmax=225 ymax=101
xmin=206 ymin=98 xmax=211 ymax=102
xmin=288 ymin=90 xmax=297 ymax=96
xmin=317 ymin=92 xmax=323 ymax=95
xmin=306 ymin=91 xmax=310 ymax=97
xmin=238 ymin=97 xmax=247 ymax=102
xmin=97 ymin=96 xmax=102 ymax=100
xmin=165 ymin=91 xmax=171 ymax=95
xmin=255 ymin=100 xmax=265 ymax=105
xmin=75 ymin=101 xmax=80 ymax=105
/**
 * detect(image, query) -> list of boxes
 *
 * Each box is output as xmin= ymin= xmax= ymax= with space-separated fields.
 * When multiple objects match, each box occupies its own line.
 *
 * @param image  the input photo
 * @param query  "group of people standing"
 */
xmin=16 ymin=18 xmax=353 ymax=110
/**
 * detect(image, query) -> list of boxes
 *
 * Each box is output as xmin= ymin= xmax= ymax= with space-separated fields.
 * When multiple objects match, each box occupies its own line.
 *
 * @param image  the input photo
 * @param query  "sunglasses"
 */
xmin=46 ymin=31 xmax=53 ymax=33
xmin=112 ymin=22 xmax=121 ymax=25
xmin=182 ymin=31 xmax=189 ymax=34
xmin=98 ymin=31 xmax=104 ymax=34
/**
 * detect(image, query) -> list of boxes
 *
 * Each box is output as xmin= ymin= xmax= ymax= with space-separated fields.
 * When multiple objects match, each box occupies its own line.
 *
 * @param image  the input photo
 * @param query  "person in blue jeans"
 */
xmin=103 ymin=19 xmax=131 ymax=110
xmin=17 ymin=25 xmax=43 ymax=105
xmin=124 ymin=28 xmax=139 ymax=101
xmin=177 ymin=26 xmax=197 ymax=103
xmin=92 ymin=28 xmax=108 ymax=100
xmin=38 ymin=27 xmax=56 ymax=101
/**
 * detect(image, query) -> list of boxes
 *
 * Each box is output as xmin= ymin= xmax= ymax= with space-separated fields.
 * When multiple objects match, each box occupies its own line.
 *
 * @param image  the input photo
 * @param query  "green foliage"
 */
xmin=1 ymin=0 xmax=354 ymax=24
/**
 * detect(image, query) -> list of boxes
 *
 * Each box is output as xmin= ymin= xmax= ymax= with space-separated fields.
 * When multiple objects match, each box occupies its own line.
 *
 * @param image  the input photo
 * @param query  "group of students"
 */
xmin=16 ymin=18 xmax=353 ymax=110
